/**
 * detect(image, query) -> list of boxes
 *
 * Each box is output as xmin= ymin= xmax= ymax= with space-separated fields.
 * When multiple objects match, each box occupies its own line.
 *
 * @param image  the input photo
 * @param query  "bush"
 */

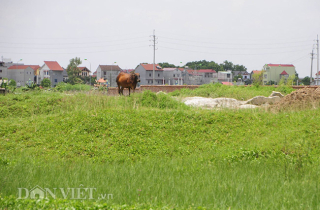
xmin=139 ymin=90 xmax=188 ymax=109
xmin=8 ymin=79 xmax=16 ymax=87
xmin=41 ymin=78 xmax=51 ymax=88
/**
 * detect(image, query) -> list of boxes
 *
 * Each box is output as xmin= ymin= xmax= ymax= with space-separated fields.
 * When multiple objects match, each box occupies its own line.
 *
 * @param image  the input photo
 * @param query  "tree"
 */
xmin=67 ymin=57 xmax=82 ymax=85
xmin=252 ymin=71 xmax=264 ymax=87
xmin=222 ymin=60 xmax=234 ymax=71
xmin=301 ymin=76 xmax=311 ymax=85
xmin=286 ymin=75 xmax=295 ymax=86
xmin=158 ymin=62 xmax=176 ymax=68
xmin=234 ymin=64 xmax=247 ymax=72
xmin=278 ymin=76 xmax=285 ymax=86
xmin=41 ymin=78 xmax=51 ymax=88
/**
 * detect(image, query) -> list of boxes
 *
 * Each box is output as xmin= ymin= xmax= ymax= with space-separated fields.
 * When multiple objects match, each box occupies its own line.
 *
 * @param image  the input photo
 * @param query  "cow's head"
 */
xmin=130 ymin=71 xmax=140 ymax=83
xmin=135 ymin=73 xmax=140 ymax=82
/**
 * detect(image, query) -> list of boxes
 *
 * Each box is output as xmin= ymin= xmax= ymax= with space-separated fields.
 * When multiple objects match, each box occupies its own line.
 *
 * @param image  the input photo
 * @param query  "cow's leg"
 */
xmin=118 ymin=85 xmax=121 ymax=95
xmin=128 ymin=87 xmax=131 ymax=96
xmin=120 ymin=87 xmax=124 ymax=95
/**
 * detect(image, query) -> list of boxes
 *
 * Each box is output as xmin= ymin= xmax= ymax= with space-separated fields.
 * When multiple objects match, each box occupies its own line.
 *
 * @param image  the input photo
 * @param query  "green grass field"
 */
xmin=1 ymin=84 xmax=320 ymax=209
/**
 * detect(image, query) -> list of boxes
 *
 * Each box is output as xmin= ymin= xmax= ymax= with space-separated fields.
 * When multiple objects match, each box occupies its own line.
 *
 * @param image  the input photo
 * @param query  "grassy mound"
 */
xmin=1 ymin=87 xmax=319 ymax=209
xmin=169 ymin=83 xmax=294 ymax=100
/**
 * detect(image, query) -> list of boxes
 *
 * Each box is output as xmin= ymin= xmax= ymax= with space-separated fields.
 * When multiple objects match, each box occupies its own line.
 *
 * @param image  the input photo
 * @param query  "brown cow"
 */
xmin=116 ymin=71 xmax=140 ymax=96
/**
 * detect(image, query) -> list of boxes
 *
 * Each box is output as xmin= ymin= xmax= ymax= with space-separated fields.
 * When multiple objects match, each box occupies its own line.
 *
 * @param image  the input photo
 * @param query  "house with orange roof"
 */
xmin=135 ymin=63 xmax=164 ymax=85
xmin=39 ymin=61 xmax=64 ymax=87
xmin=7 ymin=65 xmax=40 ymax=87
xmin=262 ymin=64 xmax=296 ymax=85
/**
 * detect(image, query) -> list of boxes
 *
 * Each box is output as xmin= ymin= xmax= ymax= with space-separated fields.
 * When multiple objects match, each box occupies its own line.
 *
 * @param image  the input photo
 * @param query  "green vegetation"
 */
xmin=0 ymin=85 xmax=319 ymax=209
xmin=169 ymin=83 xmax=294 ymax=100
xmin=67 ymin=57 xmax=83 ymax=85
xmin=55 ymin=82 xmax=92 ymax=92
xmin=8 ymin=79 xmax=16 ymax=87
xmin=301 ymin=76 xmax=311 ymax=85
xmin=159 ymin=60 xmax=247 ymax=72
xmin=41 ymin=78 xmax=51 ymax=88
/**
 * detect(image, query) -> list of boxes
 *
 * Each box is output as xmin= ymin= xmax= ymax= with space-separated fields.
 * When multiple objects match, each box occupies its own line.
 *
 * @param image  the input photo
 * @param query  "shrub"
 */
xmin=8 ymin=79 xmax=16 ymax=87
xmin=41 ymin=78 xmax=51 ymax=88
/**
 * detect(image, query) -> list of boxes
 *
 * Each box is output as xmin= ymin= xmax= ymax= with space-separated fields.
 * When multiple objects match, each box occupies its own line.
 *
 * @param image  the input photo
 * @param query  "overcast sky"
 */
xmin=1 ymin=0 xmax=319 ymax=77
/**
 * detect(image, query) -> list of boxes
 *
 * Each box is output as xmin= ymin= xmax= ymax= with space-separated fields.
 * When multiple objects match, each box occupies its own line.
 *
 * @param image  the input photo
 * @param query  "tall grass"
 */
xmin=1 ymin=157 xmax=319 ymax=209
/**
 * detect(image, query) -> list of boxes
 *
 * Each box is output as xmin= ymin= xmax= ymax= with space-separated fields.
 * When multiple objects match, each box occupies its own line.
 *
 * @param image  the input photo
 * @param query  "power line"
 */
xmin=0 ymin=41 xmax=147 ymax=50
xmin=158 ymin=36 xmax=312 ymax=46
xmin=0 ymin=46 xmax=148 ymax=55
xmin=159 ymin=45 xmax=311 ymax=56
xmin=0 ymin=36 xmax=148 ymax=45
xmin=159 ymin=40 xmax=310 ymax=50
xmin=0 ymin=32 xmax=148 ymax=40
xmin=156 ymin=31 xmax=315 ymax=42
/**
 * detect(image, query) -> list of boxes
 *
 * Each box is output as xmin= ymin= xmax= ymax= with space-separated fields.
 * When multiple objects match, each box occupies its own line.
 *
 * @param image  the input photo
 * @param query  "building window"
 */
xmin=149 ymin=73 xmax=151 ymax=77
xmin=158 ymin=74 xmax=160 ymax=77
xmin=0 ymin=77 xmax=2 ymax=79
xmin=227 ymin=74 xmax=230 ymax=78
xmin=173 ymin=74 xmax=175 ymax=77
xmin=0 ymin=70 xmax=2 ymax=73
xmin=264 ymin=74 xmax=267 ymax=79
xmin=55 ymin=79 xmax=57 ymax=83
xmin=104 ymin=71 xmax=106 ymax=76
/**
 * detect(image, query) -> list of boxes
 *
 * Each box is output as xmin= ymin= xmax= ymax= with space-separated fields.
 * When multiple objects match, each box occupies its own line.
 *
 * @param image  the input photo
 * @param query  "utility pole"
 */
xmin=317 ymin=35 xmax=319 ymax=85
xmin=110 ymin=72 xmax=112 ymax=87
xmin=153 ymin=30 xmax=156 ymax=85
xmin=311 ymin=49 xmax=314 ymax=85
xmin=150 ymin=30 xmax=157 ymax=85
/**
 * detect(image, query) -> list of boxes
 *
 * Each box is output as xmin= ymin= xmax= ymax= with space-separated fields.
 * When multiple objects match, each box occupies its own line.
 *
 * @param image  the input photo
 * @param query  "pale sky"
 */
xmin=1 ymin=0 xmax=319 ymax=77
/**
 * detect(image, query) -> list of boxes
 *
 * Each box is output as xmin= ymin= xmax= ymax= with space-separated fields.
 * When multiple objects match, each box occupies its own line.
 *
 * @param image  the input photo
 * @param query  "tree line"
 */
xmin=158 ymin=60 xmax=247 ymax=72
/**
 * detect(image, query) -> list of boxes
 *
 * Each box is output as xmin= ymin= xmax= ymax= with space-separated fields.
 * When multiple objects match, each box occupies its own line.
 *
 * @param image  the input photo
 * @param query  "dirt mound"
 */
xmin=274 ymin=88 xmax=320 ymax=109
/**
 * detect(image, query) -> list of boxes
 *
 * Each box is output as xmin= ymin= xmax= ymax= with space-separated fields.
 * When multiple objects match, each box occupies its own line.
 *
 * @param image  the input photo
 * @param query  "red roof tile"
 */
xmin=267 ymin=64 xmax=294 ymax=67
xmin=44 ymin=61 xmax=63 ymax=71
xmin=198 ymin=69 xmax=216 ymax=73
xmin=8 ymin=65 xmax=40 ymax=71
xmin=280 ymin=70 xmax=288 ymax=75
xmin=141 ymin=63 xmax=163 ymax=71
xmin=251 ymin=70 xmax=262 ymax=74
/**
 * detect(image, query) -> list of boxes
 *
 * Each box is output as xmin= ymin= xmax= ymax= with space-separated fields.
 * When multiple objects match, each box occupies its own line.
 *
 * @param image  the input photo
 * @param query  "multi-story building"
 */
xmin=135 ymin=63 xmax=164 ymax=85
xmin=0 ymin=61 xmax=7 ymax=80
xmin=198 ymin=69 xmax=217 ymax=84
xmin=218 ymin=70 xmax=233 ymax=83
xmin=262 ymin=64 xmax=296 ymax=85
xmin=163 ymin=68 xmax=184 ymax=85
xmin=96 ymin=65 xmax=121 ymax=87
xmin=0 ymin=59 xmax=25 ymax=81
xmin=7 ymin=65 xmax=40 ymax=86
xmin=39 ymin=61 xmax=64 ymax=87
